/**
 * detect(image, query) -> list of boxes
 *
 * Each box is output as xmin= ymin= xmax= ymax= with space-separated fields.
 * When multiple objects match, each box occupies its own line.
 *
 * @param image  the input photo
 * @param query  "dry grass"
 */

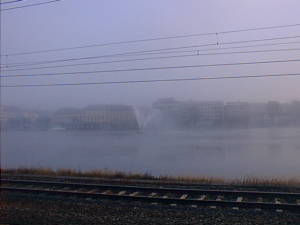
xmin=1 ymin=167 xmax=300 ymax=187
xmin=1 ymin=167 xmax=155 ymax=180
xmin=230 ymin=176 xmax=300 ymax=187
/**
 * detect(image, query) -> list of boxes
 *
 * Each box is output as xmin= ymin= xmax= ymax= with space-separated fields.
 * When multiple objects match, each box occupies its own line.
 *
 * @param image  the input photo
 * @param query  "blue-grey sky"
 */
xmin=1 ymin=0 xmax=300 ymax=109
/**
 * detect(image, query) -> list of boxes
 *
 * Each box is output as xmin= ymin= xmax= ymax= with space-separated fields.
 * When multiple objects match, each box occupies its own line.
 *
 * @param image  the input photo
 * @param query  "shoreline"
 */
xmin=2 ymin=167 xmax=300 ymax=188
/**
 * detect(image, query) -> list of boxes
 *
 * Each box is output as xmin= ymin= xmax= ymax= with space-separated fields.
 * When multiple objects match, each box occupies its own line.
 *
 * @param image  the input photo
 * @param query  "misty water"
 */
xmin=2 ymin=127 xmax=300 ymax=179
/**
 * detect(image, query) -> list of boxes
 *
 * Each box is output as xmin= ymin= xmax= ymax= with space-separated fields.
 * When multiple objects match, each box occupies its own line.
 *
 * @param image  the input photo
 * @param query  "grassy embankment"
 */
xmin=2 ymin=167 xmax=300 ymax=187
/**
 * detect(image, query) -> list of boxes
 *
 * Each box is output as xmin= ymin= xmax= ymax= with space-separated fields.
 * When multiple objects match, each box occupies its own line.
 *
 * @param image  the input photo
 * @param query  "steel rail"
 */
xmin=1 ymin=179 xmax=300 ymax=198
xmin=2 ymin=174 xmax=299 ymax=191
xmin=1 ymin=186 xmax=300 ymax=212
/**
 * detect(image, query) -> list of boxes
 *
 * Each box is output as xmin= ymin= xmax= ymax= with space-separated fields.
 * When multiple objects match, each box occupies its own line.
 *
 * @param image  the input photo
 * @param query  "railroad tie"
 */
xmin=255 ymin=197 xmax=263 ymax=211
xmin=129 ymin=192 xmax=140 ymax=197
xmin=162 ymin=194 xmax=169 ymax=199
xmin=275 ymin=198 xmax=283 ymax=213
xmin=87 ymin=189 xmax=98 ymax=193
xmin=118 ymin=191 xmax=126 ymax=195
xmin=257 ymin=197 xmax=263 ymax=203
xmin=180 ymin=194 xmax=188 ymax=200
xmin=3 ymin=179 xmax=300 ymax=213
xmin=236 ymin=196 xmax=243 ymax=202
xmin=233 ymin=196 xmax=243 ymax=210
xmin=73 ymin=188 xmax=85 ymax=193
xmin=149 ymin=191 xmax=159 ymax=204
xmin=149 ymin=192 xmax=158 ymax=197
xmin=55 ymin=188 xmax=64 ymax=192
xmin=101 ymin=190 xmax=112 ymax=194
xmin=198 ymin=195 xmax=206 ymax=201
xmin=216 ymin=195 xmax=224 ymax=201
xmin=209 ymin=196 xmax=223 ymax=209
xmin=62 ymin=187 xmax=70 ymax=190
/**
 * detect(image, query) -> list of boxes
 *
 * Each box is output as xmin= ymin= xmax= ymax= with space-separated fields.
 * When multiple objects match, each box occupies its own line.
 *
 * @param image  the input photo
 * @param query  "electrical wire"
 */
xmin=5 ymin=39 xmax=300 ymax=69
xmin=3 ymin=22 xmax=300 ymax=56
xmin=2 ymin=72 xmax=300 ymax=88
xmin=0 ymin=0 xmax=23 ymax=5
xmin=1 ymin=0 xmax=60 ymax=11
xmin=2 ymin=47 xmax=300 ymax=72
xmin=2 ymin=58 xmax=300 ymax=78
xmin=5 ymin=39 xmax=300 ymax=68
xmin=3 ymin=34 xmax=300 ymax=68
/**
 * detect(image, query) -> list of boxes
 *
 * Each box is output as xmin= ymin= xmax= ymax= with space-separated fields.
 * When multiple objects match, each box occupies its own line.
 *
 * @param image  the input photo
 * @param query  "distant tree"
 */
xmin=290 ymin=101 xmax=300 ymax=123
xmin=35 ymin=117 xmax=51 ymax=130
xmin=267 ymin=101 xmax=281 ymax=118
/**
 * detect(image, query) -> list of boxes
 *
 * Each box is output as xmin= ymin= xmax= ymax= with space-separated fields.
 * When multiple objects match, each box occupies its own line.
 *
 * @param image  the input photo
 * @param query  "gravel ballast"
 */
xmin=1 ymin=192 xmax=300 ymax=225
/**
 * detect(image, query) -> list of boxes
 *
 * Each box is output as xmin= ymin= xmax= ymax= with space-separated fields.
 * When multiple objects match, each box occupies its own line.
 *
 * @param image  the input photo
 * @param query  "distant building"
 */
xmin=153 ymin=99 xmax=224 ymax=128
xmin=195 ymin=101 xmax=224 ymax=126
xmin=53 ymin=105 xmax=139 ymax=130
xmin=153 ymin=98 xmax=180 ymax=111
xmin=224 ymin=102 xmax=249 ymax=127
xmin=248 ymin=103 xmax=267 ymax=127
xmin=0 ymin=105 xmax=40 ymax=129
xmin=289 ymin=101 xmax=300 ymax=125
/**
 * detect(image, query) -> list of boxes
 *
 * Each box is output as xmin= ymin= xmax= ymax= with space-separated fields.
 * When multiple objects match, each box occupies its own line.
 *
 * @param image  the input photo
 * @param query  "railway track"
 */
xmin=1 ymin=178 xmax=300 ymax=212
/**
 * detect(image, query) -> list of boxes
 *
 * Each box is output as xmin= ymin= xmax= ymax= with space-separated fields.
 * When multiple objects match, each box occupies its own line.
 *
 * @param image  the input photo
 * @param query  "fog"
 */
xmin=1 ymin=0 xmax=300 ymax=179
xmin=1 ymin=99 xmax=300 ymax=178
xmin=1 ymin=0 xmax=300 ymax=110
xmin=2 ymin=128 xmax=300 ymax=178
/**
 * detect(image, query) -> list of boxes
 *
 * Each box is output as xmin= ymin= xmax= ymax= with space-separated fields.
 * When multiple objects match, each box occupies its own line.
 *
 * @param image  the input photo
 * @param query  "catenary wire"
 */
xmin=2 ymin=47 xmax=300 ymax=72
xmin=3 ymin=22 xmax=300 ymax=56
xmin=2 ymin=58 xmax=300 ymax=78
xmin=0 ymin=0 xmax=23 ymax=5
xmin=2 ymin=73 xmax=300 ymax=88
xmin=1 ymin=0 xmax=60 ymax=11
xmin=3 ymin=34 xmax=300 ymax=68
xmin=4 ymin=39 xmax=300 ymax=69
xmin=5 ymin=39 xmax=300 ymax=67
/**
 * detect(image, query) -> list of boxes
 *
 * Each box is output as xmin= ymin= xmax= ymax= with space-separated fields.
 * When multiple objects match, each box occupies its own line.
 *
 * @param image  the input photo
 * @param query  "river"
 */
xmin=1 ymin=127 xmax=300 ymax=179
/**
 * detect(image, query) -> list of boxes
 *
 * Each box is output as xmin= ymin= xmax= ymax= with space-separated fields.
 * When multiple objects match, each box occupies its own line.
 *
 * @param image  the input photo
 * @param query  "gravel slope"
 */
xmin=1 ymin=193 xmax=300 ymax=225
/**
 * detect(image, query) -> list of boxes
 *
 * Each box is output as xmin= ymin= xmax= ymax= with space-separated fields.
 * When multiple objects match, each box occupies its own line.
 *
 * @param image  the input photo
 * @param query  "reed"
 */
xmin=2 ymin=167 xmax=299 ymax=187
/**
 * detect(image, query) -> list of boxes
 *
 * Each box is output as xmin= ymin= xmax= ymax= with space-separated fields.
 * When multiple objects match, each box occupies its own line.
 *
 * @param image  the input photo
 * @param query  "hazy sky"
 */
xmin=1 ymin=0 xmax=300 ymax=109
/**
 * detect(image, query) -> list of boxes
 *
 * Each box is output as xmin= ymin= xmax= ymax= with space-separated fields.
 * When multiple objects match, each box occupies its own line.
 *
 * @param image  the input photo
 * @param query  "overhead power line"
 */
xmin=0 ymin=0 xmax=23 ymax=5
xmin=4 ymin=40 xmax=300 ymax=70
xmin=2 ymin=72 xmax=300 ymax=88
xmin=3 ymin=22 xmax=300 ymax=56
xmin=3 ymin=53 xmax=198 ymax=71
xmin=3 ymin=34 xmax=300 ymax=68
xmin=2 ymin=47 xmax=300 ymax=72
xmin=5 ymin=39 xmax=300 ymax=68
xmin=1 ymin=0 xmax=60 ymax=11
xmin=2 ymin=58 xmax=300 ymax=78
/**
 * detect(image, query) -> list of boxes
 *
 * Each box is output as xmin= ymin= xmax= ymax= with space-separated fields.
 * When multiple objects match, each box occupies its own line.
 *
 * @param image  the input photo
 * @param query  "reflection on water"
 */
xmin=1 ymin=128 xmax=300 ymax=178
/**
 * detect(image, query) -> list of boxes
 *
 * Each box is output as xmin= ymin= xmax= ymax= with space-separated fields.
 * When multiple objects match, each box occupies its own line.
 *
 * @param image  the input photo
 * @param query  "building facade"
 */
xmin=53 ymin=105 xmax=139 ymax=130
